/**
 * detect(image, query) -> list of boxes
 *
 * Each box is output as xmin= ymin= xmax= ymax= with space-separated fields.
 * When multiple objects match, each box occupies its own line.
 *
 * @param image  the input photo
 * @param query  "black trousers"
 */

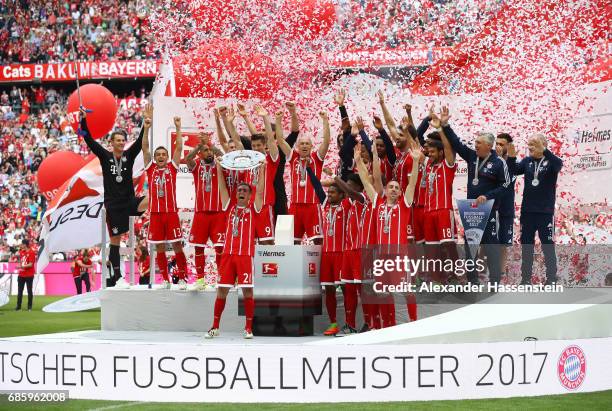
xmin=520 ymin=212 xmax=557 ymax=283
xmin=16 ymin=276 xmax=34 ymax=310
xmin=74 ymin=274 xmax=91 ymax=294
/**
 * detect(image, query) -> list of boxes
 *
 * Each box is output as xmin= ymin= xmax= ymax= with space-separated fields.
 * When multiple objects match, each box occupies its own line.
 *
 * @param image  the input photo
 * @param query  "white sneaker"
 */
xmin=243 ymin=329 xmax=253 ymax=339
xmin=112 ymin=277 xmax=131 ymax=289
xmin=204 ymin=328 xmax=219 ymax=339
xmin=178 ymin=279 xmax=187 ymax=290
xmin=160 ymin=280 xmax=171 ymax=290
xmin=188 ymin=278 xmax=206 ymax=291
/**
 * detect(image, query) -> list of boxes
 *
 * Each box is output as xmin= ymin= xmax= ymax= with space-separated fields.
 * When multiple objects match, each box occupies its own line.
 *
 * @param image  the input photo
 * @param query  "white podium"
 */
xmin=247 ymin=245 xmax=323 ymax=335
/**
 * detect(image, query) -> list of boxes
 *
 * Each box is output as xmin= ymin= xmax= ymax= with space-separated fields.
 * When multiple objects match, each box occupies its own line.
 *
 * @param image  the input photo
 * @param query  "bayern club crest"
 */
xmin=557 ymin=345 xmax=586 ymax=390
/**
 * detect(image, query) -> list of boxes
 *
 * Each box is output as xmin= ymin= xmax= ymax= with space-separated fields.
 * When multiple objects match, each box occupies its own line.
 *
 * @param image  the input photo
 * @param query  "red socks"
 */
xmin=194 ymin=247 xmax=205 ymax=280
xmin=155 ymin=252 xmax=169 ymax=282
xmin=212 ymin=297 xmax=226 ymax=329
xmin=325 ymin=288 xmax=337 ymax=324
xmin=175 ymin=251 xmax=187 ymax=280
xmin=244 ymin=297 xmax=254 ymax=330
xmin=343 ymin=284 xmax=358 ymax=329
xmin=215 ymin=247 xmax=223 ymax=265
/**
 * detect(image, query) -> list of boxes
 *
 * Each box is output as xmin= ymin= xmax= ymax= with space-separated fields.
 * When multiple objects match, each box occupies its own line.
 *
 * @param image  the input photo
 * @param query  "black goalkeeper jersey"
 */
xmin=80 ymin=118 xmax=144 ymax=210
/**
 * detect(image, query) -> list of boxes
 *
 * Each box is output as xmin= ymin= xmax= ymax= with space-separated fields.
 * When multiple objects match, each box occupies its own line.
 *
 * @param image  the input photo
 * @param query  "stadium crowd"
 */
xmin=336 ymin=0 xmax=504 ymax=48
xmin=0 ymin=0 xmax=157 ymax=65
xmin=0 ymin=84 xmax=148 ymax=262
xmin=0 ymin=0 xmax=506 ymax=67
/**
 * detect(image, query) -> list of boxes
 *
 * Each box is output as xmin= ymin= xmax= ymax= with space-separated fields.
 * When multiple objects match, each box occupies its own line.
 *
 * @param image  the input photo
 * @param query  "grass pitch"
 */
xmin=0 ymin=295 xmax=100 ymax=337
xmin=1 ymin=295 xmax=610 ymax=409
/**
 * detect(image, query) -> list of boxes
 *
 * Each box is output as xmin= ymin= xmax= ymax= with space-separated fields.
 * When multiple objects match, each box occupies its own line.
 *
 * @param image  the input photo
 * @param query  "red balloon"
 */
xmin=84 ymin=153 xmax=97 ymax=163
xmin=37 ymin=151 xmax=86 ymax=201
xmin=173 ymin=40 xmax=284 ymax=99
xmin=66 ymin=84 xmax=117 ymax=139
xmin=279 ymin=0 xmax=336 ymax=41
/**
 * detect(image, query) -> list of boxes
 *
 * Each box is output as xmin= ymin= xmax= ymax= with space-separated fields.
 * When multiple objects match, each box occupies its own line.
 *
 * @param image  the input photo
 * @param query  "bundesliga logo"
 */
xmin=262 ymin=263 xmax=278 ymax=276
xmin=557 ymin=345 xmax=586 ymax=390
xmin=308 ymin=263 xmax=316 ymax=276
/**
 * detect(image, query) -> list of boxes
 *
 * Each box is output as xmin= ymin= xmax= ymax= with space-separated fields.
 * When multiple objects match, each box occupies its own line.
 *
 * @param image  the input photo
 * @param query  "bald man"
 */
xmin=276 ymin=112 xmax=331 ymax=244
xmin=507 ymin=134 xmax=563 ymax=285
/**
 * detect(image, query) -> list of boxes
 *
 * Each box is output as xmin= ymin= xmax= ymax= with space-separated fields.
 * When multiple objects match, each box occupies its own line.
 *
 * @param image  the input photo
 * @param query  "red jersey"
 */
xmin=288 ymin=150 xmax=324 ymax=204
xmin=72 ymin=258 xmax=91 ymax=277
xmin=252 ymin=153 xmax=279 ymax=206
xmin=372 ymin=194 xmax=412 ymax=245
xmin=414 ymin=158 xmax=429 ymax=207
xmin=223 ymin=204 xmax=260 ymax=256
xmin=380 ymin=157 xmax=394 ymax=186
xmin=146 ymin=161 xmax=178 ymax=213
xmin=359 ymin=198 xmax=377 ymax=246
xmin=19 ymin=249 xmax=36 ymax=278
xmin=139 ymin=256 xmax=150 ymax=276
xmin=345 ymin=195 xmax=366 ymax=251
xmin=321 ymin=198 xmax=351 ymax=253
xmin=393 ymin=148 xmax=414 ymax=193
xmin=424 ymin=159 xmax=456 ymax=212
xmin=191 ymin=159 xmax=223 ymax=212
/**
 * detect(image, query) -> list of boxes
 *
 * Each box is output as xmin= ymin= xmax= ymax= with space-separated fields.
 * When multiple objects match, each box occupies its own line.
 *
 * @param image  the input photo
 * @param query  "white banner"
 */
xmin=42 ymin=196 xmax=105 ymax=254
xmin=0 ymin=337 xmax=610 ymax=402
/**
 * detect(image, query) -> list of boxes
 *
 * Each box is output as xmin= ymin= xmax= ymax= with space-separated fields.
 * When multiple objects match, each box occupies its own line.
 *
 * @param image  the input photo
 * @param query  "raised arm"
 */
xmin=317 ymin=111 xmax=331 ymax=160
xmin=215 ymin=157 xmax=230 ymax=208
xmin=400 ymin=115 xmax=419 ymax=147
xmin=141 ymin=104 xmax=153 ymax=165
xmin=214 ymin=108 xmax=230 ymax=153
xmin=275 ymin=110 xmax=292 ymax=156
xmin=126 ymin=117 xmax=146 ymax=160
xmin=371 ymin=140 xmax=384 ymax=195
xmin=416 ymin=107 xmax=432 ymax=147
xmin=185 ymin=133 xmax=207 ymax=170
xmin=286 ymin=101 xmax=300 ymax=134
xmin=306 ymin=165 xmax=327 ymax=204
xmin=440 ymin=122 xmax=475 ymax=163
xmin=434 ymin=107 xmax=456 ymax=166
xmin=404 ymin=148 xmax=423 ymax=206
xmin=172 ymin=116 xmax=183 ymax=166
xmin=373 ymin=115 xmax=396 ymax=165
xmin=255 ymin=105 xmax=279 ymax=161
xmin=355 ymin=144 xmax=377 ymax=203
xmin=377 ymin=90 xmax=397 ymax=131
xmin=78 ymin=108 xmax=107 ymax=158
xmin=405 ymin=104 xmax=418 ymax=137
xmin=254 ymin=162 xmax=265 ymax=212
xmin=356 ymin=116 xmax=373 ymax=157
xmin=220 ymin=106 xmax=244 ymax=150
xmin=335 ymin=88 xmax=348 ymax=116
xmin=506 ymin=143 xmax=525 ymax=175
xmin=237 ymin=103 xmax=258 ymax=136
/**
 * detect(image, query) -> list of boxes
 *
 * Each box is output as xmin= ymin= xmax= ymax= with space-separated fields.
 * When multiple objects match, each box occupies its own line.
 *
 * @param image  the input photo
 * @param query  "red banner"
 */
xmin=0 ymin=60 xmax=159 ymax=83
